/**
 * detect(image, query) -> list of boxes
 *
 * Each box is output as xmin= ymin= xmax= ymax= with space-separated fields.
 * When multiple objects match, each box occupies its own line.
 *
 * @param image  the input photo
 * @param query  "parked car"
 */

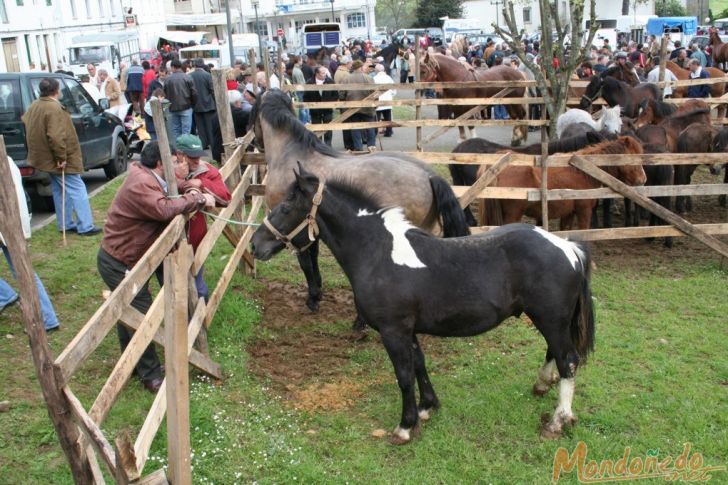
xmin=0 ymin=72 xmax=128 ymax=210
xmin=690 ymin=34 xmax=728 ymax=50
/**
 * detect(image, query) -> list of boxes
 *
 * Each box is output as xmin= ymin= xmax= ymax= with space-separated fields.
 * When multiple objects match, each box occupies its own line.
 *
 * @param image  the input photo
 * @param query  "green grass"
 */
xmin=1 ymin=177 xmax=727 ymax=484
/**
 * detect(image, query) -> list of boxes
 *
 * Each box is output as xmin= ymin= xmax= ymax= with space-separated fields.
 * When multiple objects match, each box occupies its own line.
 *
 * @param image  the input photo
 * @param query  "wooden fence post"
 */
xmin=414 ymin=37 xmax=422 ymax=151
xmin=658 ymin=36 xmax=668 ymax=99
xmin=151 ymin=99 xmax=178 ymax=197
xmin=164 ymin=242 xmax=193 ymax=485
xmin=0 ymin=138 xmax=97 ymax=484
xmin=539 ymin=93 xmax=549 ymax=230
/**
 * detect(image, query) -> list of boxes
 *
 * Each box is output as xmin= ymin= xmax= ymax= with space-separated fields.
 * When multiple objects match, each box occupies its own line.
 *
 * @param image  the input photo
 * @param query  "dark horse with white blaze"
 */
xmin=248 ymin=89 xmax=469 ymax=317
xmin=251 ymin=167 xmax=596 ymax=443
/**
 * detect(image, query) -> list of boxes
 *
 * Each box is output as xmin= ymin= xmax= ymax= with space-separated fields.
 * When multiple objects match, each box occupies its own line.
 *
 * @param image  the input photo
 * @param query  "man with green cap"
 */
xmin=175 ymin=134 xmax=231 ymax=300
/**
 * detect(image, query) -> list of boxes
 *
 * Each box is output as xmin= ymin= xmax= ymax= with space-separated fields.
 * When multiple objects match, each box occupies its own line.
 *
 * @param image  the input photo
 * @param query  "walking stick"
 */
xmin=61 ymin=166 xmax=67 ymax=247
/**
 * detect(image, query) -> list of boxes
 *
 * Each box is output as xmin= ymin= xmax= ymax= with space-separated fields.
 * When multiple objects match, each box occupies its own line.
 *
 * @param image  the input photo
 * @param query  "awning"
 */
xmin=646 ymin=17 xmax=698 ymax=36
xmin=166 ymin=11 xmax=240 ymax=27
xmin=159 ymin=30 xmax=209 ymax=45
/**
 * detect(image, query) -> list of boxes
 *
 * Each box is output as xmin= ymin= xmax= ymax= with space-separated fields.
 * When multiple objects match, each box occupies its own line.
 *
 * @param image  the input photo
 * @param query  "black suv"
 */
xmin=0 ymin=72 xmax=128 ymax=208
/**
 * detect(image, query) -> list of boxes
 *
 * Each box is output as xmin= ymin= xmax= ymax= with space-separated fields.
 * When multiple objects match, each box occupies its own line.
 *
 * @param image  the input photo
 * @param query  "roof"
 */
xmin=71 ymin=31 xmax=138 ymax=44
xmin=646 ymin=17 xmax=698 ymax=36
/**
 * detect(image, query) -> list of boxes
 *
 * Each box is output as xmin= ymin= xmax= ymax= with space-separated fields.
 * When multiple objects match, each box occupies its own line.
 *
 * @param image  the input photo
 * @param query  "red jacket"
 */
xmin=187 ymin=162 xmax=231 ymax=250
xmin=226 ymin=79 xmax=238 ymax=90
xmin=102 ymin=163 xmax=207 ymax=267
xmin=142 ymin=69 xmax=157 ymax=98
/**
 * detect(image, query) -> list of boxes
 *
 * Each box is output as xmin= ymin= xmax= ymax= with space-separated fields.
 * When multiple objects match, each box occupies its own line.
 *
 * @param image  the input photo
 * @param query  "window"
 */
xmin=254 ymin=21 xmax=268 ymax=37
xmin=46 ymin=0 xmax=51 ymax=5
xmin=523 ymin=7 xmax=531 ymax=23
xmin=0 ymin=80 xmax=21 ymax=118
xmin=70 ymin=0 xmax=76 ymax=18
xmin=97 ymin=0 xmax=103 ymax=17
xmin=347 ymin=12 xmax=365 ymax=29
xmin=85 ymin=0 xmax=91 ymax=18
xmin=16 ymin=0 xmax=22 ymax=5
xmin=0 ymin=1 xmax=8 ymax=23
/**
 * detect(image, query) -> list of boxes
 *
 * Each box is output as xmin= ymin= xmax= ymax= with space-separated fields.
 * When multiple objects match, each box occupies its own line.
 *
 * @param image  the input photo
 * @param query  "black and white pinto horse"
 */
xmin=251 ymin=167 xmax=596 ymax=443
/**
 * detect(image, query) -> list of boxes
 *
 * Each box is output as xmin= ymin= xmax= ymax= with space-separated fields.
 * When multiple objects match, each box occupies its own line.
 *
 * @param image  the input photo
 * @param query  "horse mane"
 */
xmin=575 ymin=136 xmax=643 ymax=155
xmin=666 ymin=107 xmax=711 ymax=121
xmin=257 ymin=89 xmax=339 ymax=158
xmin=647 ymin=98 xmax=677 ymax=118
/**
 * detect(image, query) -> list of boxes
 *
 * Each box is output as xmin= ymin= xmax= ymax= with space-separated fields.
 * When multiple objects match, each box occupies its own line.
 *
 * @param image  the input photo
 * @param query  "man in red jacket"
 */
xmin=175 ymin=134 xmax=231 ymax=301
xmin=97 ymin=141 xmax=215 ymax=393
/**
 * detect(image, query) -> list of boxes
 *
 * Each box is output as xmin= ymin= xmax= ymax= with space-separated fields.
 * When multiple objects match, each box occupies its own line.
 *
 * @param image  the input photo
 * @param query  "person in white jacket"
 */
xmin=0 ymin=156 xmax=60 ymax=331
xmin=373 ymin=64 xmax=396 ymax=137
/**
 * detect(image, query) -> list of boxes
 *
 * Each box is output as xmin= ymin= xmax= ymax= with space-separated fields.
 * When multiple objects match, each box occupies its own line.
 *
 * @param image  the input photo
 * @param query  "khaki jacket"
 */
xmin=22 ymin=97 xmax=82 ymax=173
xmin=104 ymin=78 xmax=122 ymax=107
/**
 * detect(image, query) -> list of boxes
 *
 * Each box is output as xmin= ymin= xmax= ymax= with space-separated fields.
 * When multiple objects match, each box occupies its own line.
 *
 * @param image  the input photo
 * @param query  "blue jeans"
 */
xmin=296 ymin=93 xmax=311 ymax=124
xmin=194 ymin=266 xmax=209 ymax=303
xmin=49 ymin=172 xmax=96 ymax=233
xmin=169 ymin=108 xmax=193 ymax=143
xmin=0 ymin=245 xmax=59 ymax=330
xmin=350 ymin=113 xmax=376 ymax=151
xmin=494 ymin=105 xmax=509 ymax=120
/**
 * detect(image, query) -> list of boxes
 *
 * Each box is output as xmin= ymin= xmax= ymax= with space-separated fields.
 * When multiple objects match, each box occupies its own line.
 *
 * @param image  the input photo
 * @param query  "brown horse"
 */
xmin=709 ymin=28 xmax=728 ymax=67
xmin=662 ymin=60 xmax=727 ymax=117
xmin=674 ymin=122 xmax=722 ymax=213
xmin=478 ymin=137 xmax=647 ymax=229
xmin=634 ymin=98 xmax=710 ymax=128
xmin=420 ymin=52 xmax=529 ymax=146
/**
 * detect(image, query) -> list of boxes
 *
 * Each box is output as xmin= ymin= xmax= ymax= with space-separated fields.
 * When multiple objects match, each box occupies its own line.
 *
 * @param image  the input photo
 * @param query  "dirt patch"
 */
xmin=247 ymin=280 xmax=374 ymax=411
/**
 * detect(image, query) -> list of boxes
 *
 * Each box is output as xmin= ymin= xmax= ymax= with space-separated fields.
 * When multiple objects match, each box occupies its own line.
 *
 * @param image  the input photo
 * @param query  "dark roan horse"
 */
xmin=579 ymin=75 xmax=660 ymax=118
xmin=248 ymin=90 xmax=469 ymax=322
xmin=377 ymin=41 xmax=402 ymax=77
xmin=450 ymin=132 xmax=606 ymax=225
xmin=251 ymin=167 xmax=595 ymax=443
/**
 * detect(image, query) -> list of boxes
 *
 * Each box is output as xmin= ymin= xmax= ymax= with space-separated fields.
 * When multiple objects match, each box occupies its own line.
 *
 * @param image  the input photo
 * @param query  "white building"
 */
xmin=239 ymin=0 xmax=377 ymax=51
xmin=462 ymin=0 xmax=656 ymax=38
xmin=0 ymin=0 xmax=168 ymax=72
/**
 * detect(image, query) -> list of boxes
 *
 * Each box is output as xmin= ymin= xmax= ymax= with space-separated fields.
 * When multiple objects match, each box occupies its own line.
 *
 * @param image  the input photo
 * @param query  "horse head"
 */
xmin=634 ymin=98 xmax=653 ymax=129
xmin=251 ymin=163 xmax=323 ymax=260
xmin=420 ymin=52 xmax=440 ymax=82
xmin=597 ymin=105 xmax=623 ymax=134
xmin=580 ymin=75 xmax=603 ymax=109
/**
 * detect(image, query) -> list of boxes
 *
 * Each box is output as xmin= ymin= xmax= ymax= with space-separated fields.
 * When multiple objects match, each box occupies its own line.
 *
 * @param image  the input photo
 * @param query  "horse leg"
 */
xmin=532 ymin=350 xmax=560 ymax=396
xmin=538 ymin=335 xmax=580 ymax=439
xmin=721 ymin=165 xmax=728 ymax=207
xmin=381 ymin=325 xmax=420 ymax=444
xmin=458 ymin=126 xmax=467 ymax=141
xmin=296 ymin=242 xmax=322 ymax=312
xmin=412 ymin=335 xmax=440 ymax=420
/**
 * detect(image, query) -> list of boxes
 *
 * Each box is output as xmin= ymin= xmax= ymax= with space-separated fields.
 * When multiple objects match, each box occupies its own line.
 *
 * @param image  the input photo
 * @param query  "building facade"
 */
xmin=0 ymin=0 xmax=169 ymax=72
xmin=462 ymin=0 xmax=656 ymax=39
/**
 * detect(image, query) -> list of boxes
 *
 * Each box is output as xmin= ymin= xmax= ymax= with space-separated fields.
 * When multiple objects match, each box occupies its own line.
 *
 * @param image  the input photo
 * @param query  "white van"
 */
xmin=178 ymin=44 xmax=231 ymax=69
xmin=68 ymin=31 xmax=140 ymax=79
xmin=231 ymin=33 xmax=261 ymax=64
xmin=442 ymin=18 xmax=484 ymax=42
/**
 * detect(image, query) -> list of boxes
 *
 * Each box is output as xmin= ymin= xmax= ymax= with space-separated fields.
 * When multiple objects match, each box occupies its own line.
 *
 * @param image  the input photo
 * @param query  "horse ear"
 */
xmin=293 ymin=162 xmax=320 ymax=193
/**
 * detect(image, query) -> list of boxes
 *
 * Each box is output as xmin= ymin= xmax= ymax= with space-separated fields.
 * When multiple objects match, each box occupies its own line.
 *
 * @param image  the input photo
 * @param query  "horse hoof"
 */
xmin=418 ymin=407 xmax=437 ymax=421
xmin=533 ymin=383 xmax=551 ymax=397
xmin=349 ymin=330 xmax=368 ymax=342
xmin=663 ymin=237 xmax=674 ymax=249
xmin=305 ymin=296 xmax=320 ymax=313
xmin=540 ymin=425 xmax=563 ymax=440
xmin=390 ymin=425 xmax=418 ymax=445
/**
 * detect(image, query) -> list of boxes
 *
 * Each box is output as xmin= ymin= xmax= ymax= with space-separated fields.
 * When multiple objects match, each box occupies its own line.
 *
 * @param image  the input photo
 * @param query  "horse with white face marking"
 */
xmin=251 ymin=167 xmax=596 ymax=444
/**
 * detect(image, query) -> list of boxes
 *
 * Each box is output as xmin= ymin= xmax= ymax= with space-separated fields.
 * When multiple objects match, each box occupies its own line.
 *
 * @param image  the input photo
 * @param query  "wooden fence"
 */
xmin=274 ymin=52 xmax=728 ymax=258
xmin=0 ymin=69 xmax=265 ymax=484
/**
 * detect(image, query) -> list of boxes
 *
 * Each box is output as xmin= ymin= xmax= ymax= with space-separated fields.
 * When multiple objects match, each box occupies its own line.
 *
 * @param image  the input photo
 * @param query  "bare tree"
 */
xmin=492 ymin=0 xmax=597 ymax=135
xmin=376 ymin=0 xmax=417 ymax=32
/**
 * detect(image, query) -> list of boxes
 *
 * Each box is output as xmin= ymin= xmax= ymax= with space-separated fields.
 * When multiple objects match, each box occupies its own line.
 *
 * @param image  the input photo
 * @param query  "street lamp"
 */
xmin=252 ymin=0 xmax=263 ymax=62
xmin=490 ymin=0 xmax=503 ymax=28
xmin=361 ymin=3 xmax=371 ymax=40
xmin=330 ymin=0 xmax=335 ymax=23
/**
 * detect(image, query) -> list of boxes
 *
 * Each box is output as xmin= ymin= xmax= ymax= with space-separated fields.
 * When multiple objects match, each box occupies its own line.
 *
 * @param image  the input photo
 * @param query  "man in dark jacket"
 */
xmin=97 ymin=141 xmax=214 ymax=393
xmin=126 ymin=60 xmax=144 ymax=113
xmin=303 ymin=66 xmax=338 ymax=146
xmin=22 ymin=78 xmax=101 ymax=235
xmin=190 ymin=58 xmax=217 ymax=149
xmin=687 ymin=58 xmax=710 ymax=98
xmin=164 ymin=59 xmax=198 ymax=143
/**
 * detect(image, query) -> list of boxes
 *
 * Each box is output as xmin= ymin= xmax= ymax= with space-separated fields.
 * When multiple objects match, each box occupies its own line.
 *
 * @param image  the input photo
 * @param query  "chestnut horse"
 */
xmin=478 ymin=137 xmax=647 ymax=228
xmin=420 ymin=52 xmax=528 ymax=146
xmin=709 ymin=28 xmax=728 ymax=68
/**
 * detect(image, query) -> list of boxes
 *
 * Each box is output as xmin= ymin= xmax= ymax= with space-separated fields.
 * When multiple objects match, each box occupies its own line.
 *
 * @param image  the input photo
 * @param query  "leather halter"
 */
xmin=262 ymin=182 xmax=325 ymax=254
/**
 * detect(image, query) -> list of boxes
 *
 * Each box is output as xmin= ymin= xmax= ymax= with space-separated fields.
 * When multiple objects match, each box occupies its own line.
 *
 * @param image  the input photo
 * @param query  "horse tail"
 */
xmin=429 ymin=175 xmax=471 ymax=237
xmin=570 ymin=243 xmax=595 ymax=362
